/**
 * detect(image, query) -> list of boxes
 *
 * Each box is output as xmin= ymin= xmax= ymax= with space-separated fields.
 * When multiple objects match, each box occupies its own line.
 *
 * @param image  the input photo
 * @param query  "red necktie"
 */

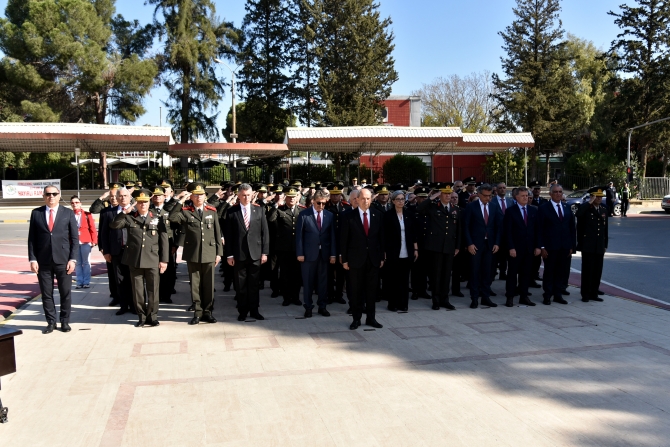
xmin=363 ymin=212 xmax=369 ymax=236
xmin=48 ymin=208 xmax=54 ymax=232
xmin=316 ymin=211 xmax=321 ymax=231
xmin=522 ymin=206 xmax=527 ymax=225
xmin=483 ymin=204 xmax=489 ymax=225
xmin=501 ymin=198 xmax=506 ymax=214
xmin=557 ymin=204 xmax=563 ymax=221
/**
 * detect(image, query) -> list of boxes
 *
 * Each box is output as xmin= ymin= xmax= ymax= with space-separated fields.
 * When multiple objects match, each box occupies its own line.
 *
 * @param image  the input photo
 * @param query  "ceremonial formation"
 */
xmin=27 ymin=177 xmax=610 ymax=333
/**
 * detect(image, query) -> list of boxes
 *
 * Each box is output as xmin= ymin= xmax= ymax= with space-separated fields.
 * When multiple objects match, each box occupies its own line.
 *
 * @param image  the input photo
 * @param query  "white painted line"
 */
xmin=0 ymin=270 xmax=33 ymax=275
xmin=569 ymin=267 xmax=667 ymax=306
xmin=572 ymin=252 xmax=669 ymax=259
xmin=0 ymin=254 xmax=26 ymax=258
xmin=0 ymin=244 xmax=28 ymax=247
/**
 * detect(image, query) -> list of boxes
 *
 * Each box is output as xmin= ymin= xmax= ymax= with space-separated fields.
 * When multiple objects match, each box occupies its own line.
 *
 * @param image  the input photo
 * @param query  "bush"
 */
xmin=207 ymin=165 xmax=231 ymax=184
xmin=142 ymin=168 xmax=166 ymax=187
xmin=483 ymin=151 xmax=527 ymax=186
xmin=381 ymin=155 xmax=429 ymax=185
xmin=118 ymin=169 xmax=138 ymax=182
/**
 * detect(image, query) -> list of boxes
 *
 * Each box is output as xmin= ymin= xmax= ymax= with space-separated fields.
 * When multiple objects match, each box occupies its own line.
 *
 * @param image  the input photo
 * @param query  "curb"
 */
xmin=0 ymin=220 xmax=31 ymax=224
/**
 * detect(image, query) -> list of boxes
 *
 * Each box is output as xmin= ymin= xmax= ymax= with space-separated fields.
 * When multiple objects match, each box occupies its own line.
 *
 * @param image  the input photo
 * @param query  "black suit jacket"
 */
xmin=28 ymin=205 xmax=79 ymax=265
xmin=383 ymin=209 xmax=416 ymax=260
xmin=537 ymin=201 xmax=576 ymax=251
xmin=463 ymin=201 xmax=503 ymax=248
xmin=99 ymin=206 xmax=125 ymax=256
xmin=224 ymin=203 xmax=269 ymax=261
xmin=340 ymin=207 xmax=384 ymax=268
xmin=504 ymin=204 xmax=538 ymax=254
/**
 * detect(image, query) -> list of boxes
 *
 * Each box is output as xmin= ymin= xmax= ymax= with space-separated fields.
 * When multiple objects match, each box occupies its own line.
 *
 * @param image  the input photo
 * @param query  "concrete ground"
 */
xmin=2 ymin=262 xmax=670 ymax=446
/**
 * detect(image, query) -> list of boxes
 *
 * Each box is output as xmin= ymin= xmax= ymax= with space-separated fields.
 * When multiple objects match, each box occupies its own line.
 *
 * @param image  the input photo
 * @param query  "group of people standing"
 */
xmin=27 ymin=175 xmax=609 ymax=333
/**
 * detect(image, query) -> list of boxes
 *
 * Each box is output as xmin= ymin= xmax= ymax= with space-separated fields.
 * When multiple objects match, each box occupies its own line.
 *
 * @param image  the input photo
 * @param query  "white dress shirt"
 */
xmin=397 ymin=213 xmax=408 ymax=259
xmin=518 ymin=204 xmax=528 ymax=220
xmin=45 ymin=204 xmax=59 ymax=226
xmin=358 ymin=207 xmax=370 ymax=225
xmin=551 ymin=200 xmax=563 ymax=218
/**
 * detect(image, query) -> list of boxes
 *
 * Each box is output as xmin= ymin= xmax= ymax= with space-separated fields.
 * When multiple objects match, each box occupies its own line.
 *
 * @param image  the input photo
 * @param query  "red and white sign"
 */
xmin=1 ymin=179 xmax=61 ymax=199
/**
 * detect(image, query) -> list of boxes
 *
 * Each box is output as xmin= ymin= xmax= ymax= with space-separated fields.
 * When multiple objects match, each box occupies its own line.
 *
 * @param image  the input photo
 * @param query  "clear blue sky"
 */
xmin=1 ymin=0 xmax=624 ymax=136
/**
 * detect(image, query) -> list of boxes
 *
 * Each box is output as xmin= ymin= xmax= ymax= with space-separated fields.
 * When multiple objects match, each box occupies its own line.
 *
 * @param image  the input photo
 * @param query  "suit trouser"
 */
xmin=411 ymin=247 xmax=428 ymax=296
xmin=506 ymin=250 xmax=533 ymax=299
xmin=581 ymin=252 xmax=604 ymax=300
xmin=492 ymin=249 xmax=507 ymax=281
xmin=187 ymin=261 xmax=215 ymax=317
xmin=159 ymin=245 xmax=177 ymax=301
xmin=559 ymin=254 xmax=572 ymax=291
xmin=532 ymin=255 xmax=542 ymax=280
xmin=301 ymin=254 xmax=328 ymax=310
xmin=105 ymin=261 xmax=118 ymax=299
xmin=327 ymin=262 xmax=346 ymax=301
xmin=469 ymin=240 xmax=493 ymax=301
xmin=277 ymin=251 xmax=301 ymax=301
xmin=385 ymin=257 xmax=411 ymax=309
xmin=542 ymin=249 xmax=571 ymax=300
xmin=430 ymin=251 xmax=454 ymax=304
xmin=37 ymin=262 xmax=72 ymax=325
xmin=234 ymin=258 xmax=261 ymax=317
xmin=451 ymin=249 xmax=465 ymax=295
xmin=270 ymin=253 xmax=280 ymax=294
xmin=112 ymin=253 xmax=133 ymax=311
xmin=130 ymin=266 xmax=159 ymax=322
xmin=349 ymin=258 xmax=379 ymax=321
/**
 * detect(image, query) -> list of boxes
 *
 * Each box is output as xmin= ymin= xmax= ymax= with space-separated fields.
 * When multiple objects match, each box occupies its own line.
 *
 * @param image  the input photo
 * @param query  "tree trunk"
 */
xmin=663 ymin=148 xmax=669 ymax=178
xmin=94 ymin=92 xmax=108 ymax=188
xmin=639 ymin=145 xmax=648 ymax=179
xmin=545 ymin=151 xmax=550 ymax=185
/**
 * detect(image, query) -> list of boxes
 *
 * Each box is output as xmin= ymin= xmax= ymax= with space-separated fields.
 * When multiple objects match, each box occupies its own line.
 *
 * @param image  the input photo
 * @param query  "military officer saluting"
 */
xmin=530 ymin=181 xmax=548 ymax=207
xmin=109 ymin=188 xmax=169 ymax=327
xmin=371 ymin=184 xmax=392 ymax=212
xmin=325 ymin=183 xmax=351 ymax=304
xmin=458 ymin=177 xmax=477 ymax=209
xmin=90 ymin=182 xmax=124 ymax=214
xmin=575 ymin=187 xmax=608 ymax=303
xmin=149 ymin=185 xmax=178 ymax=304
xmin=168 ymin=182 xmax=223 ymax=325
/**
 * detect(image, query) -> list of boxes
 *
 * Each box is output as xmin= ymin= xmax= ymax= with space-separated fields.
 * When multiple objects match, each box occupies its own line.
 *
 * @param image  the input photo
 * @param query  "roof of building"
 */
xmin=169 ymin=142 xmax=289 ymax=158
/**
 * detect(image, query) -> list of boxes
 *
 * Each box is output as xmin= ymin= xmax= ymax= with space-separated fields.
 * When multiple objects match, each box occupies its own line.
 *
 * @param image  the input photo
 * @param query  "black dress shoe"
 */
xmin=250 ymin=312 xmax=265 ymax=320
xmin=350 ymin=319 xmax=361 ymax=330
xmin=410 ymin=294 xmax=419 ymax=300
xmin=598 ymin=290 xmax=605 ymax=295
xmin=481 ymin=298 xmax=498 ymax=308
xmin=291 ymin=299 xmax=302 ymax=306
xmin=451 ymin=291 xmax=465 ymax=297
xmin=560 ymin=289 xmax=570 ymax=295
xmin=505 ymin=299 xmax=514 ymax=308
xmin=61 ymin=322 xmax=71 ymax=332
xmin=470 ymin=300 xmax=478 ymax=309
xmin=237 ymin=315 xmax=246 ymax=321
xmin=543 ymin=299 xmax=551 ymax=305
xmin=387 ymin=306 xmax=397 ymax=312
xmin=519 ymin=297 xmax=536 ymax=306
xmin=333 ymin=297 xmax=346 ymax=304
xmin=365 ymin=319 xmax=383 ymax=329
xmin=443 ymin=302 xmax=456 ymax=311
xmin=43 ymin=324 xmax=55 ymax=334
xmin=282 ymin=300 xmax=291 ymax=306
xmin=187 ymin=303 xmax=195 ymax=312
xmin=489 ymin=291 xmax=497 ymax=297
xmin=115 ymin=309 xmax=127 ymax=316
xmin=432 ymin=304 xmax=440 ymax=310
xmin=553 ymin=297 xmax=568 ymax=304
xmin=162 ymin=298 xmax=174 ymax=304
xmin=590 ymin=296 xmax=604 ymax=302
xmin=189 ymin=316 xmax=200 ymax=325
xmin=318 ymin=308 xmax=330 ymax=317
xmin=135 ymin=321 xmax=145 ymax=328
xmin=201 ymin=315 xmax=217 ymax=323
xmin=304 ymin=309 xmax=313 ymax=318
xmin=148 ymin=320 xmax=160 ymax=327
xmin=271 ymin=292 xmax=280 ymax=298
xmin=400 ymin=307 xmax=408 ymax=312
xmin=223 ymin=285 xmax=231 ymax=292
xmin=581 ymin=298 xmax=590 ymax=302
xmin=529 ymin=282 xmax=541 ymax=288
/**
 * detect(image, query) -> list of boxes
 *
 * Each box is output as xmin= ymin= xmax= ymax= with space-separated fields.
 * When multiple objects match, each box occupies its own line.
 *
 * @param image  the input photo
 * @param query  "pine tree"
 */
xmin=492 ymin=0 xmax=584 ymax=182
xmin=608 ymin=0 xmax=670 ymax=179
xmin=317 ymin=0 xmax=398 ymax=178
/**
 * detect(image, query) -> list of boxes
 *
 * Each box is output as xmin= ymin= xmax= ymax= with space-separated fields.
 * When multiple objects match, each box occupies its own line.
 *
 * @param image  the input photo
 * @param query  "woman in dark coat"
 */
xmin=383 ymin=190 xmax=418 ymax=311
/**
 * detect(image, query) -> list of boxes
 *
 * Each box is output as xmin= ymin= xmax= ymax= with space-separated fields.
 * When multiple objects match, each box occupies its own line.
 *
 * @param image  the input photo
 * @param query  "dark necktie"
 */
xmin=557 ymin=203 xmax=563 ymax=221
xmin=501 ymin=198 xmax=506 ymax=214
xmin=522 ymin=206 xmax=527 ymax=225
xmin=363 ymin=212 xmax=369 ymax=236
xmin=483 ymin=204 xmax=489 ymax=225
xmin=316 ymin=211 xmax=321 ymax=231
xmin=198 ymin=208 xmax=203 ymax=218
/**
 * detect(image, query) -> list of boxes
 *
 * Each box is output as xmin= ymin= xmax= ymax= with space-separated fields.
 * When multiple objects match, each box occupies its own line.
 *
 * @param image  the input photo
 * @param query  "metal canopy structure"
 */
xmin=169 ymin=142 xmax=289 ymax=158
xmin=283 ymin=126 xmax=534 ymax=153
xmin=0 ymin=123 xmax=174 ymax=153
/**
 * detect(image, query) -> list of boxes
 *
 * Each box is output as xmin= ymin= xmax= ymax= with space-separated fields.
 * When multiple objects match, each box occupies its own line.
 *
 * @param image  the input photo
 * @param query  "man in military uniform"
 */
xmin=110 ymin=189 xmax=169 ymax=327
xmin=530 ymin=181 xmax=547 ymax=207
xmin=267 ymin=187 xmax=304 ymax=306
xmin=149 ymin=185 xmax=177 ymax=304
xmin=576 ymin=187 xmax=608 ymax=302
xmin=410 ymin=187 xmax=430 ymax=300
xmin=458 ymin=177 xmax=476 ymax=209
xmin=418 ymin=185 xmax=462 ymax=310
xmin=371 ymin=184 xmax=392 ymax=212
xmin=90 ymin=182 xmax=124 ymax=214
xmin=124 ymin=181 xmax=136 ymax=194
xmin=168 ymin=182 xmax=223 ymax=324
xmin=529 ymin=180 xmax=547 ymax=286
xmin=325 ymin=183 xmax=351 ymax=304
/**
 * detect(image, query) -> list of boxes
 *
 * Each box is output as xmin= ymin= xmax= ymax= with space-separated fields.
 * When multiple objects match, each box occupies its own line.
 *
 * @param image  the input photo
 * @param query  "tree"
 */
xmin=608 ymin=0 xmax=670 ymax=179
xmin=317 ymin=0 xmax=398 ymax=177
xmin=222 ymin=102 xmax=296 ymax=143
xmin=492 ymin=0 xmax=585 ymax=182
xmin=413 ymin=72 xmax=496 ymax=132
xmin=381 ymin=154 xmax=429 ymax=185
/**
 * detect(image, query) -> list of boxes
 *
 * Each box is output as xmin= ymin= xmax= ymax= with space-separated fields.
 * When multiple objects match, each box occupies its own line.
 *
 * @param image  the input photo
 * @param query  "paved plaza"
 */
xmin=2 ymin=263 xmax=670 ymax=447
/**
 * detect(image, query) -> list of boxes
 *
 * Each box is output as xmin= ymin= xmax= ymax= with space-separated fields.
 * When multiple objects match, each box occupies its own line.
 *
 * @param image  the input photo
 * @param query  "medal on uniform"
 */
xmin=205 ymin=214 xmax=213 ymax=229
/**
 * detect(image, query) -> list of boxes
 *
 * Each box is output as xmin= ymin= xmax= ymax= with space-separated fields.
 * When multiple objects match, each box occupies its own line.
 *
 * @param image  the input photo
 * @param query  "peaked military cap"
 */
xmin=588 ymin=186 xmax=606 ymax=197
xmin=109 ymin=182 xmax=124 ymax=190
xmin=187 ymin=182 xmax=207 ymax=195
xmin=132 ymin=188 xmax=152 ymax=202
xmin=151 ymin=185 xmax=166 ymax=196
xmin=285 ymin=187 xmax=299 ymax=197
xmin=124 ymin=180 xmax=136 ymax=188
xmin=463 ymin=176 xmax=476 ymax=185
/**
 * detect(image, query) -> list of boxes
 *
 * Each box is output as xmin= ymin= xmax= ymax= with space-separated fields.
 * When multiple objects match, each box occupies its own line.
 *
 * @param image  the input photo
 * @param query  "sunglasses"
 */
xmin=44 ymin=192 xmax=59 ymax=197
xmin=314 ymin=201 xmax=327 ymax=206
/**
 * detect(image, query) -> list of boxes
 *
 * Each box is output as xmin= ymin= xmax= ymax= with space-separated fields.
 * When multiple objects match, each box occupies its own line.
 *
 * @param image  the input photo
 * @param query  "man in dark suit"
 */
xmin=503 ymin=187 xmax=540 ymax=307
xmin=340 ymin=188 xmax=385 ymax=330
xmin=296 ymin=189 xmax=337 ymax=317
xmin=225 ymin=183 xmax=269 ymax=321
xmin=463 ymin=184 xmax=503 ymax=308
xmin=575 ymin=187 xmax=608 ymax=302
xmin=529 ymin=181 xmax=547 ymax=286
xmin=490 ymin=182 xmax=515 ymax=282
xmin=28 ymin=185 xmax=79 ymax=334
xmin=94 ymin=182 xmax=121 ymax=304
xmin=537 ymin=184 xmax=577 ymax=305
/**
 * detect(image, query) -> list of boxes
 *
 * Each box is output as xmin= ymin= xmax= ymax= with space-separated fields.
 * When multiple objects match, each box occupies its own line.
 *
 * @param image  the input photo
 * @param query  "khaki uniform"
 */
xmin=168 ymin=203 xmax=223 ymax=317
xmin=109 ymin=210 xmax=169 ymax=323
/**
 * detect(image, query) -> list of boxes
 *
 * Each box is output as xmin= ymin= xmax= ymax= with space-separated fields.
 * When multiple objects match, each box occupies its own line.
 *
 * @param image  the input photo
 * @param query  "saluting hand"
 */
xmin=534 ymin=248 xmax=541 ymax=256
xmin=541 ymin=248 xmax=549 ymax=259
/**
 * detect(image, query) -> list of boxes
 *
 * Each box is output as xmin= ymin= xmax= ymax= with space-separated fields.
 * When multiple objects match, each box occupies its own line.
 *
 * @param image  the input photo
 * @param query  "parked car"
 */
xmin=662 ymin=195 xmax=670 ymax=214
xmin=565 ymin=189 xmax=621 ymax=216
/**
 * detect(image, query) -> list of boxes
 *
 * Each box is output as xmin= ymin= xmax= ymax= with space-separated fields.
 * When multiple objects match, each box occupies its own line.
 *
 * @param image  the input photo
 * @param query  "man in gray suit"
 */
xmin=489 ymin=182 xmax=515 ymax=283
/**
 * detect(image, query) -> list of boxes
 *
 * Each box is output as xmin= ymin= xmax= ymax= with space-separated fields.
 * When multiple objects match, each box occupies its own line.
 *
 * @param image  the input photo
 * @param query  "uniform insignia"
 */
xmin=298 ymin=204 xmax=306 ymax=208
xmin=342 ymin=201 xmax=350 ymax=205
xmin=183 ymin=206 xmax=195 ymax=212
xmin=150 ymin=218 xmax=159 ymax=226
xmin=205 ymin=205 xmax=216 ymax=211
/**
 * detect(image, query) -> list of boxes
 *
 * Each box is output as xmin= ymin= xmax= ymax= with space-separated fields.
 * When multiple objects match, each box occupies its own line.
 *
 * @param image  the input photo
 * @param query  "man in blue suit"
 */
xmin=296 ymin=189 xmax=337 ymax=318
xmin=489 ymin=182 xmax=515 ymax=282
xmin=503 ymin=187 xmax=540 ymax=307
xmin=537 ymin=184 xmax=576 ymax=305
xmin=463 ymin=184 xmax=503 ymax=308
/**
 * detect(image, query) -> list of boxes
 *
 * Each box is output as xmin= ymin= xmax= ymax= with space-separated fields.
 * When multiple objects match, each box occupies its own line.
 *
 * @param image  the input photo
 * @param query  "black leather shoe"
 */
xmin=60 ymin=322 xmax=71 ymax=332
xmin=159 ymin=298 xmax=173 ymax=304
xmin=489 ymin=291 xmax=497 ymax=297
xmin=443 ymin=302 xmax=456 ymax=311
xmin=451 ymin=291 xmax=464 ymax=297
xmin=598 ymin=290 xmax=605 ymax=295
xmin=505 ymin=299 xmax=514 ymax=308
xmin=189 ymin=316 xmax=200 ymax=325
xmin=542 ymin=299 xmax=551 ymax=305
xmin=271 ymin=292 xmax=280 ymax=298
xmin=481 ymin=298 xmax=498 ymax=308
xmin=291 ymin=299 xmax=302 ymax=306
xmin=148 ymin=320 xmax=160 ymax=327
xmin=115 ymin=309 xmax=127 ymax=316
xmin=282 ymin=300 xmax=291 ymax=306
xmin=387 ymin=306 xmax=397 ymax=312
xmin=318 ymin=308 xmax=330 ymax=317
xmin=223 ymin=285 xmax=231 ymax=292
xmin=135 ymin=321 xmax=145 ymax=328
xmin=250 ymin=312 xmax=265 ymax=320
xmin=365 ymin=319 xmax=383 ymax=329
xmin=529 ymin=282 xmax=541 ymax=288
xmin=581 ymin=298 xmax=590 ymax=302
xmin=553 ymin=297 xmax=568 ymax=304
xmin=304 ymin=309 xmax=313 ymax=318
xmin=590 ymin=297 xmax=604 ymax=302
xmin=201 ymin=315 xmax=217 ymax=323
xmin=350 ymin=319 xmax=361 ymax=330
xmin=172 ymin=289 xmax=177 ymax=294
xmin=470 ymin=300 xmax=478 ymax=309
xmin=432 ymin=304 xmax=440 ymax=310
xmin=187 ymin=303 xmax=195 ymax=312
xmin=237 ymin=315 xmax=246 ymax=321
xmin=43 ymin=324 xmax=55 ymax=334
xmin=561 ymin=289 xmax=570 ymax=295
xmin=400 ymin=307 xmax=408 ymax=312
xmin=333 ymin=297 xmax=346 ymax=304
xmin=520 ymin=297 xmax=536 ymax=306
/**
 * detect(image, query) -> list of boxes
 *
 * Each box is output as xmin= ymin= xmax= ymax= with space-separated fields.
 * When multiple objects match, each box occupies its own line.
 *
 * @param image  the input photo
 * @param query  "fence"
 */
xmin=639 ymin=177 xmax=670 ymax=199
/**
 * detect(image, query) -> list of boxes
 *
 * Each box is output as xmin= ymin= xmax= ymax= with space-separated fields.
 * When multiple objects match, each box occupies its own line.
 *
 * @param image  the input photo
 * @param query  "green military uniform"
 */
xmin=109 ymin=189 xmax=169 ymax=326
xmin=575 ymin=187 xmax=608 ymax=302
xmin=324 ymin=184 xmax=351 ymax=303
xmin=149 ymin=185 xmax=178 ymax=303
xmin=168 ymin=183 xmax=223 ymax=323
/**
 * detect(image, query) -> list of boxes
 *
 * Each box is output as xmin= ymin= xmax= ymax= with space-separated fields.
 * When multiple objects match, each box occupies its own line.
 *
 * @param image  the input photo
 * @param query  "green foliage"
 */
xmin=566 ymin=151 xmax=614 ymax=178
xmin=207 ymin=164 xmax=231 ymax=184
xmin=286 ymin=164 xmax=335 ymax=182
xmin=142 ymin=168 xmax=166 ymax=187
xmin=381 ymin=155 xmax=429 ymax=185
xmin=237 ymin=165 xmax=264 ymax=183
xmin=483 ymin=151 xmax=528 ymax=186
xmin=118 ymin=169 xmax=138 ymax=182
xmin=21 ymin=100 xmax=60 ymax=122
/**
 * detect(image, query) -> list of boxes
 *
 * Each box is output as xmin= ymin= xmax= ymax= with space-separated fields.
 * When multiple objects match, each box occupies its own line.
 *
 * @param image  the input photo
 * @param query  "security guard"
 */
xmin=109 ymin=188 xmax=169 ymax=327
xmin=149 ymin=185 xmax=177 ymax=304
xmin=372 ymin=184 xmax=392 ymax=212
xmin=418 ymin=184 xmax=462 ymax=310
xmin=90 ymin=182 xmax=124 ymax=214
xmin=575 ymin=187 xmax=608 ymax=302
xmin=168 ymin=182 xmax=224 ymax=325
xmin=325 ymin=183 xmax=351 ymax=304
xmin=267 ymin=187 xmax=305 ymax=306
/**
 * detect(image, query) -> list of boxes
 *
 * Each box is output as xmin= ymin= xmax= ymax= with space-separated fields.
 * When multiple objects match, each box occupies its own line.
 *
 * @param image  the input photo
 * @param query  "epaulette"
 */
xmin=132 ymin=211 xmax=139 ymax=218
xmin=204 ymin=205 xmax=216 ymax=211
xmin=341 ymin=200 xmax=350 ymax=205
xmin=298 ymin=204 xmax=306 ymax=209
xmin=252 ymin=203 xmax=261 ymax=207
xmin=183 ymin=206 xmax=195 ymax=212
xmin=148 ymin=211 xmax=154 ymax=218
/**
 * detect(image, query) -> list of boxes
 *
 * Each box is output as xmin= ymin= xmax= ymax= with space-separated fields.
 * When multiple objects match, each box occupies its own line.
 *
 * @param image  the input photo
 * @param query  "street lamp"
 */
xmin=214 ymin=58 xmax=252 ymax=144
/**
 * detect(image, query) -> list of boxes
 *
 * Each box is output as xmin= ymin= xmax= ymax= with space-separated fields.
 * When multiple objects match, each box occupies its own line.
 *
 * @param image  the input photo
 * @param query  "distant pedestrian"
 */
xmin=70 ymin=195 xmax=97 ymax=289
xmin=4 ymin=164 xmax=18 ymax=180
xmin=605 ymin=182 xmax=616 ymax=217
xmin=620 ymin=182 xmax=630 ymax=217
